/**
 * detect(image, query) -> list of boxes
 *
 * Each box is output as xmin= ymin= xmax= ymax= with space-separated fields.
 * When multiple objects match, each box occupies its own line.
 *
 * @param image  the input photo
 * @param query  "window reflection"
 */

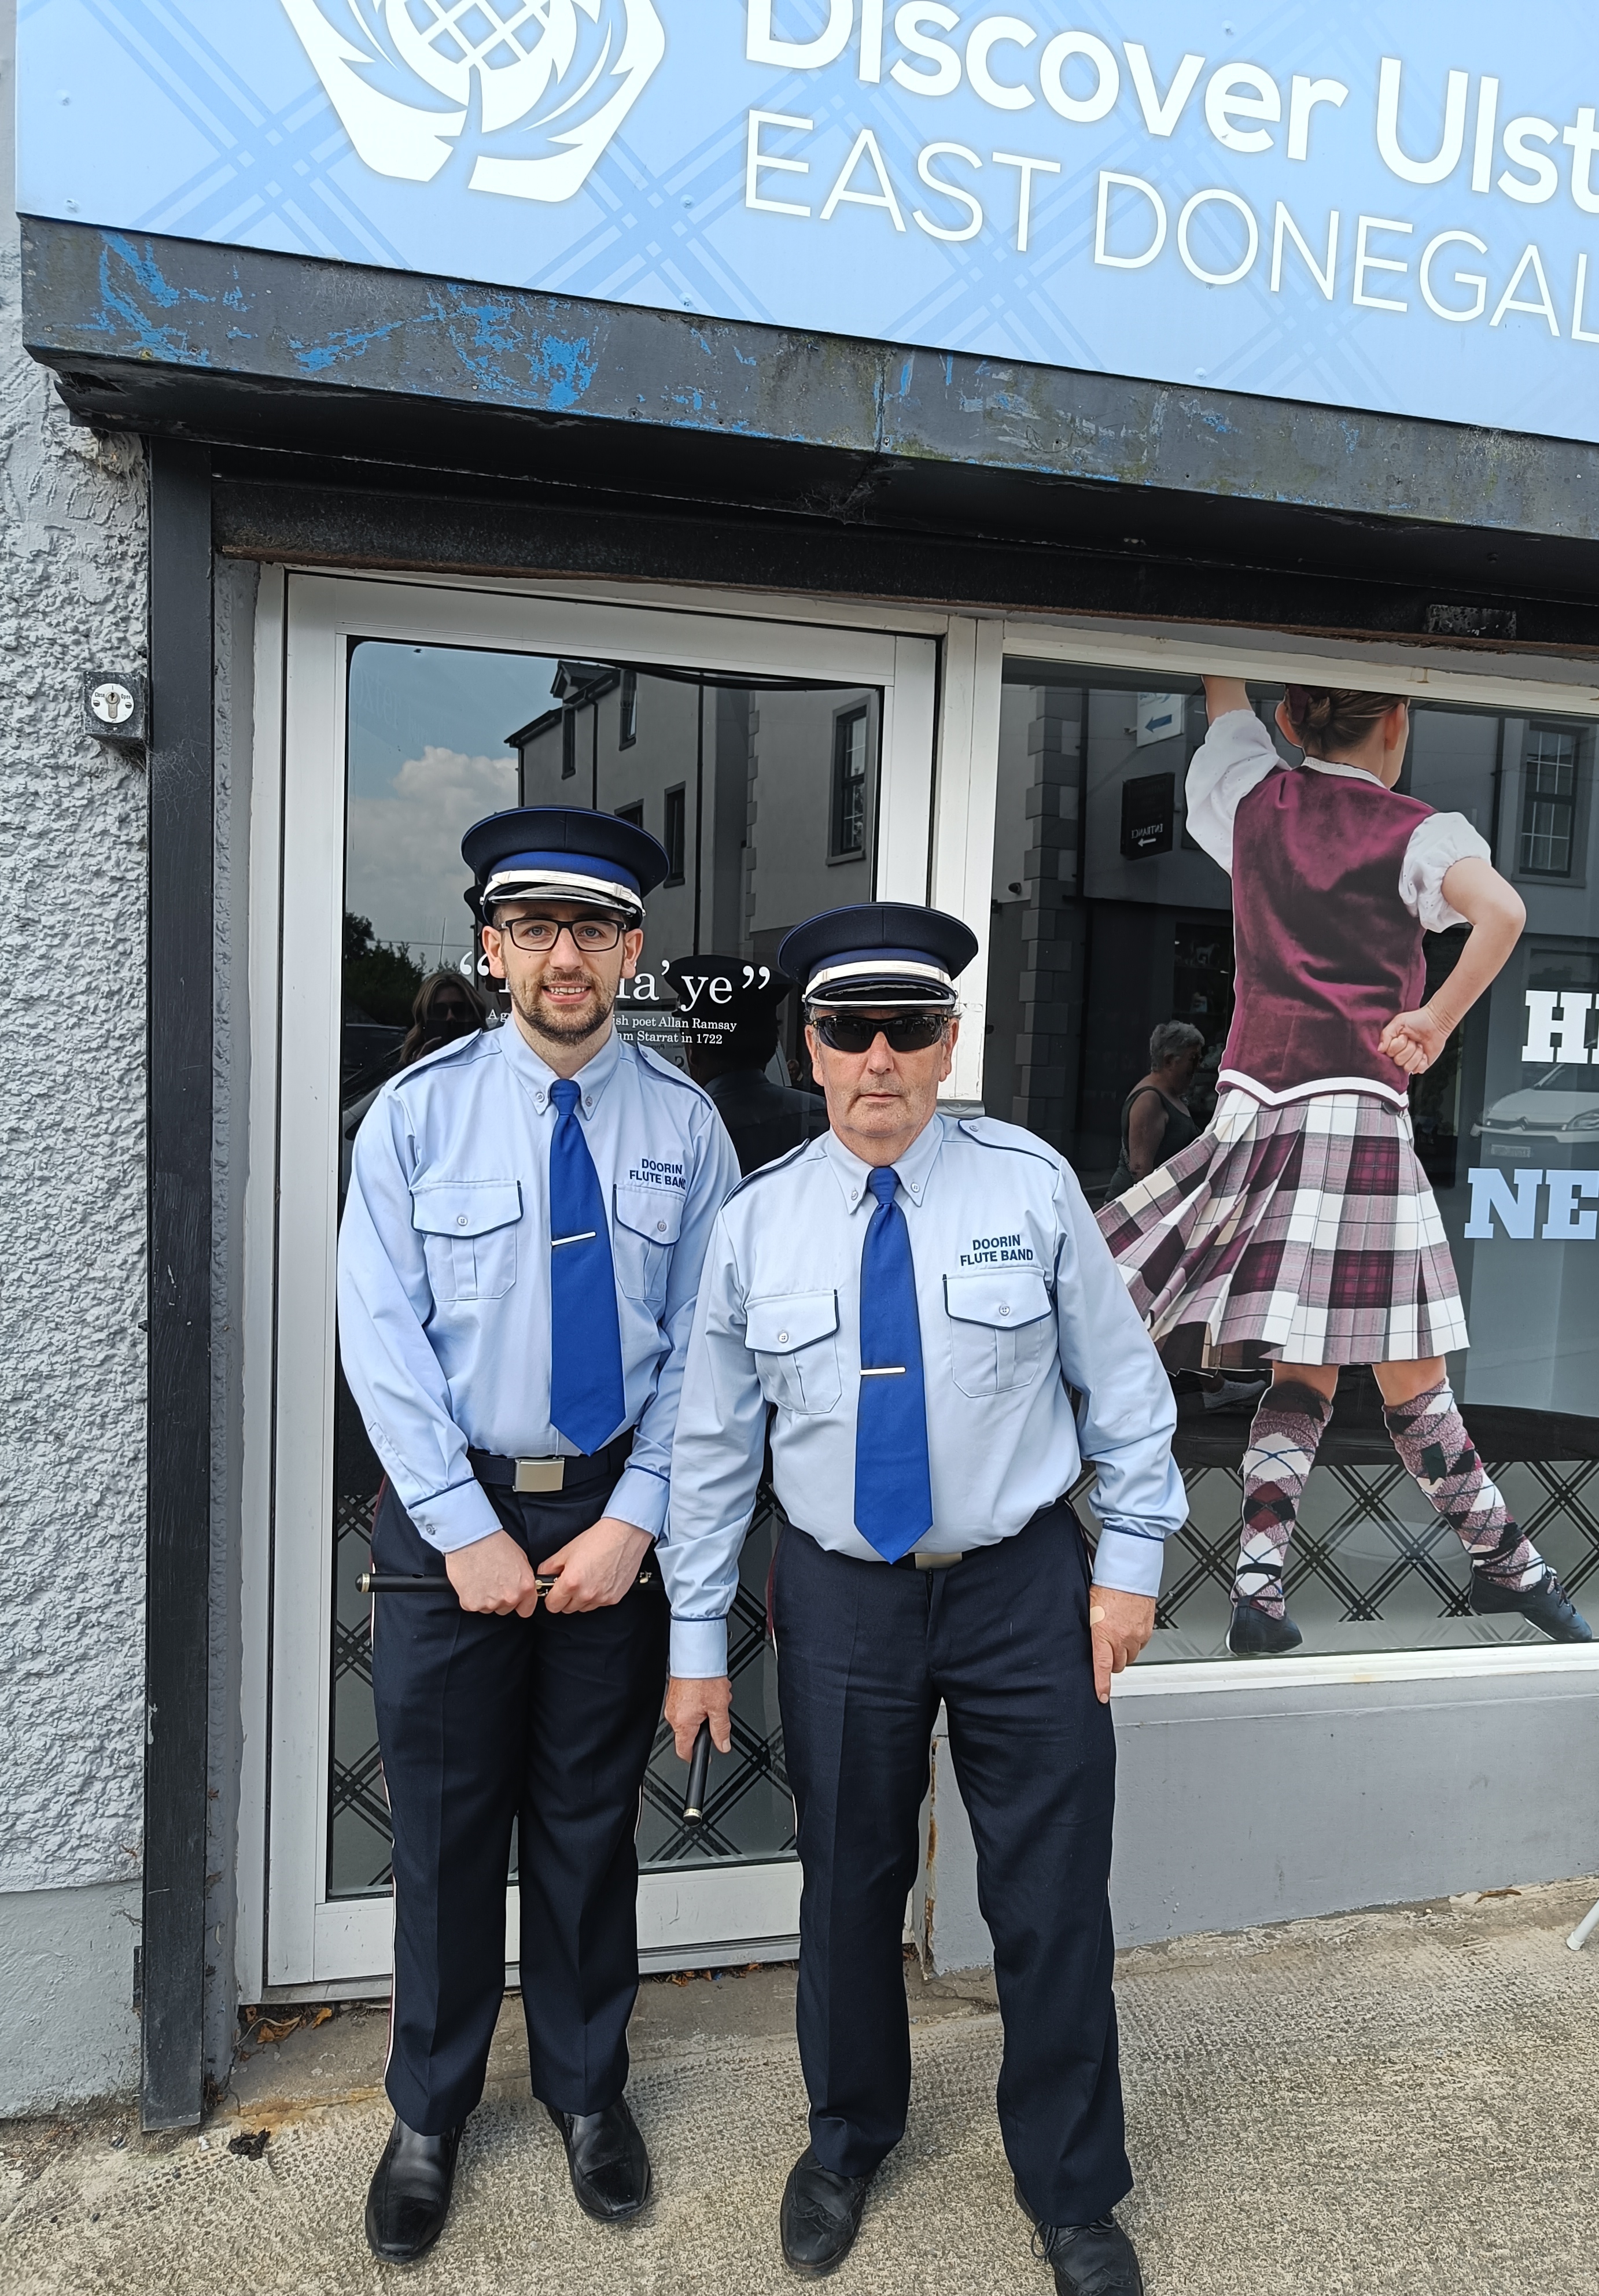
xmin=329 ymin=640 xmax=880 ymax=1894
xmin=988 ymin=659 xmax=1599 ymax=1661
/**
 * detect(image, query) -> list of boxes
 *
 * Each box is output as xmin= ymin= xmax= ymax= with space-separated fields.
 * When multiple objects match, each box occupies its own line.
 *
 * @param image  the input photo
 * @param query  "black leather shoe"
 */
xmin=1226 ymin=1600 xmax=1303 ymax=1656
xmin=1037 ymin=2215 xmax=1145 ymax=2296
xmin=364 ymin=2115 xmax=461 ymax=2264
xmin=546 ymin=2098 xmax=651 ymax=2221
xmin=1469 ymin=1567 xmax=1593 ymax=1642
xmin=780 ymin=2146 xmax=874 ymax=2277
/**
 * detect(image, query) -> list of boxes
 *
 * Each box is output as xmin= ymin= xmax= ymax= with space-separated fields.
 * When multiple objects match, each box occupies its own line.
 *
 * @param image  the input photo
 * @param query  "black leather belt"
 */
xmin=468 ymin=1432 xmax=633 ymax=1495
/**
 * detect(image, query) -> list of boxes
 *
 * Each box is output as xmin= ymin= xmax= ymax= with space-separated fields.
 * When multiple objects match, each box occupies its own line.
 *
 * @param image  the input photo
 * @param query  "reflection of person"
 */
xmin=681 ymin=957 xmax=827 ymax=1173
xmin=1105 ymin=1021 xmax=1204 ymax=1198
xmin=661 ymin=902 xmax=1185 ymax=2292
xmin=401 ymin=966 xmax=492 ymax=1061
xmin=1099 ymin=679 xmax=1593 ymax=1657
xmin=341 ymin=969 xmax=492 ymax=1199
xmin=338 ymin=807 xmax=739 ymax=2262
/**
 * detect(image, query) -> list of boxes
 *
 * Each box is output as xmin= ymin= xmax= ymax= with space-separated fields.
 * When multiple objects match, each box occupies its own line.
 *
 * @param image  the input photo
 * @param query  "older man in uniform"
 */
xmin=338 ymin=807 xmax=738 ymax=2264
xmin=660 ymin=903 xmax=1186 ymax=2292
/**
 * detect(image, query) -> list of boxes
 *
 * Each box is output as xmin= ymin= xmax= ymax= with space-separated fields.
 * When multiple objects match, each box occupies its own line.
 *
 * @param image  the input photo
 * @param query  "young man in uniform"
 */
xmin=660 ymin=902 xmax=1187 ymax=2294
xmin=338 ymin=807 xmax=739 ymax=2264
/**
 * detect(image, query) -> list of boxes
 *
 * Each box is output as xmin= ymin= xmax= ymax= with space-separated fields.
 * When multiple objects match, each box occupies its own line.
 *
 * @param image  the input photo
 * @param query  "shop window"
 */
xmin=663 ymin=782 xmax=687 ymax=883
xmin=830 ymin=704 xmax=869 ymax=859
xmin=988 ymin=658 xmax=1599 ymax=1667
xmin=1519 ymin=726 xmax=1579 ymax=877
xmin=335 ymin=638 xmax=883 ymax=1895
xmin=619 ymin=667 xmax=639 ymax=750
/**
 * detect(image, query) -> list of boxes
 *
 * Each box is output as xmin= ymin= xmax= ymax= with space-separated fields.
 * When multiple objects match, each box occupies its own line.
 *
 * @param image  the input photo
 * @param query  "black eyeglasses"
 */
xmin=496 ymin=916 xmax=627 ymax=953
xmin=812 ymin=1011 xmax=950 ymax=1054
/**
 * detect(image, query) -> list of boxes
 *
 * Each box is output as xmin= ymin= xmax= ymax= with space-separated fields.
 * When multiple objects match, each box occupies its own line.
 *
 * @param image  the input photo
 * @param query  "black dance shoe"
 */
xmin=1469 ymin=1567 xmax=1593 ymax=1642
xmin=780 ymin=2146 xmax=875 ymax=2276
xmin=1036 ymin=2216 xmax=1145 ymax=2296
xmin=1226 ymin=1600 xmax=1304 ymax=1656
xmin=364 ymin=2115 xmax=462 ymax=2264
xmin=546 ymin=2098 xmax=652 ymax=2221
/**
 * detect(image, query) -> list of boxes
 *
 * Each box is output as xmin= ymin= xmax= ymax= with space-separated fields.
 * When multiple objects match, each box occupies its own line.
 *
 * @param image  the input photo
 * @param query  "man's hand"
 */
xmin=1088 ymin=1586 xmax=1157 ymax=1704
xmin=664 ymin=1674 xmax=734 ymax=1760
xmin=446 ymin=1528 xmax=543 ymax=1618
xmin=539 ymin=1516 xmax=653 ymax=1614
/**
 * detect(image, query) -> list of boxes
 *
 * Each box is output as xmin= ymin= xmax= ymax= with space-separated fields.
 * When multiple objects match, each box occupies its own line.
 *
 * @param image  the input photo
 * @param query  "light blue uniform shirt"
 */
xmin=338 ymin=1020 xmax=740 ymax=1553
xmin=661 ymin=1113 xmax=1188 ymax=1676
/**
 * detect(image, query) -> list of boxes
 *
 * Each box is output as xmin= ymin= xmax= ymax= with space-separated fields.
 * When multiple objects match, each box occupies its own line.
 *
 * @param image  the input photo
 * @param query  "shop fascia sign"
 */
xmin=19 ymin=3 xmax=1599 ymax=442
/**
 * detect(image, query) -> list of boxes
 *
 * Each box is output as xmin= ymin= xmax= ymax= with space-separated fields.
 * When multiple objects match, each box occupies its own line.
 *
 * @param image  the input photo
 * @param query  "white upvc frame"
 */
xmin=235 ymin=561 xmax=1599 ymax=2003
xmin=246 ymin=571 xmax=941 ymax=1995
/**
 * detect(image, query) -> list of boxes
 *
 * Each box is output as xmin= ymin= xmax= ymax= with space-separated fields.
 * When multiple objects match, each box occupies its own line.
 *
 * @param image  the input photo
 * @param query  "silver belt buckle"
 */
xmin=915 ymin=1551 xmax=962 ymax=1571
xmin=514 ymin=1457 xmax=566 ymax=1494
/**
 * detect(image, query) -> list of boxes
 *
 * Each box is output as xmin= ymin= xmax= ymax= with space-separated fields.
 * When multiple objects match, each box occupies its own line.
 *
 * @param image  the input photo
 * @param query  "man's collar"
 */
xmin=821 ymin=1107 xmax=946 ymax=1213
xmin=496 ymin=1015 xmax=621 ymax=1115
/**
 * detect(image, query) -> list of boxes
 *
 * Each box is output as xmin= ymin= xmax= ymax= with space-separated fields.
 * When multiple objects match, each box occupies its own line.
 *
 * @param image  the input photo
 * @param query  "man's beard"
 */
xmin=510 ymin=965 xmax=616 ymax=1047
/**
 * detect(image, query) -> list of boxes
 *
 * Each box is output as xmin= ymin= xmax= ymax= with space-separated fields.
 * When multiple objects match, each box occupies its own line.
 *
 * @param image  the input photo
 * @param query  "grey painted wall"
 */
xmin=0 ymin=0 xmax=151 ymax=2112
xmin=922 ymin=1661 xmax=1599 ymax=1974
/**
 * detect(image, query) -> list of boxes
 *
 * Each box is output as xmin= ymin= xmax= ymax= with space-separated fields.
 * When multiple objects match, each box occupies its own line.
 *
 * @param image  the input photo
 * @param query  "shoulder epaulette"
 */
xmin=631 ymin=1042 xmax=717 ymax=1109
xmin=955 ymin=1114 xmax=1062 ymax=1171
xmin=724 ymin=1135 xmax=819 ymax=1201
xmin=386 ymin=1025 xmax=498 ymax=1092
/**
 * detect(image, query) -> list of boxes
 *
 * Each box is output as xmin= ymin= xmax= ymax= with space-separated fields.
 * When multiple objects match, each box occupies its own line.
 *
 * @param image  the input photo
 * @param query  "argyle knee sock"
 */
xmin=1382 ymin=1380 xmax=1543 ymax=1591
xmin=1232 ymin=1382 xmax=1334 ymax=1618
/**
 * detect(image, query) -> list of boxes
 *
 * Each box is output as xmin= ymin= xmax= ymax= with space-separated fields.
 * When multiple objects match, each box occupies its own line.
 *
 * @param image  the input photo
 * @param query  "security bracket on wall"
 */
xmin=83 ymin=669 xmax=148 ymax=753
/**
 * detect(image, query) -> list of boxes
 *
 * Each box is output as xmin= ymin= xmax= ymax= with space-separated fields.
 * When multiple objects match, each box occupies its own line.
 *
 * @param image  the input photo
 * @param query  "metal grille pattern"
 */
xmin=327 ymin=1485 xmax=794 ymax=1898
xmin=1124 ymin=1460 xmax=1599 ymax=1659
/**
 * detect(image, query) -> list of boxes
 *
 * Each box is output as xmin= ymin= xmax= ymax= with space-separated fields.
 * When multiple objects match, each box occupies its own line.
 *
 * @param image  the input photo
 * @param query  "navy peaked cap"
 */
xmin=778 ymin=903 xmax=979 ymax=1007
xmin=461 ymin=806 xmax=670 ymax=915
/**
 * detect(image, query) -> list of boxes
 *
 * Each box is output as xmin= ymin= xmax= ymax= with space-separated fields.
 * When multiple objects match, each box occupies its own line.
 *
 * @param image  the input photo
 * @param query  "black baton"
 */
xmin=683 ymin=1719 xmax=713 ymax=1824
xmin=358 ymin=1568 xmax=654 ymax=1597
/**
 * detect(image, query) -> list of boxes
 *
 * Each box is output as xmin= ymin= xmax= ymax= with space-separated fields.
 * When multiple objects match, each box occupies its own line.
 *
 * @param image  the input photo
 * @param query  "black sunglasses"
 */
xmin=812 ymin=1011 xmax=949 ymax=1054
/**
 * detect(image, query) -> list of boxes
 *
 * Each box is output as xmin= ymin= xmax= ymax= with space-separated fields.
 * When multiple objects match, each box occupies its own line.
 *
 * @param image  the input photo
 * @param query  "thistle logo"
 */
xmin=281 ymin=1 xmax=665 ymax=201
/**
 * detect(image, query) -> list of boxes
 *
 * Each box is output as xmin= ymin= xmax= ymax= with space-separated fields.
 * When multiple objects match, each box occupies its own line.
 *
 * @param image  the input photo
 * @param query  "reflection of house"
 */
xmin=510 ymin=660 xmax=879 ymax=990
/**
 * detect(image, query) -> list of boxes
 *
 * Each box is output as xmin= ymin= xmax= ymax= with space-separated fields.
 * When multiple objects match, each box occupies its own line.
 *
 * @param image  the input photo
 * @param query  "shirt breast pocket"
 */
xmin=411 ymin=1180 xmax=522 ymax=1304
xmin=613 ymin=1183 xmax=685 ymax=1313
xmin=746 ymin=1291 xmax=842 ymax=1416
xmin=944 ymin=1269 xmax=1053 ymax=1398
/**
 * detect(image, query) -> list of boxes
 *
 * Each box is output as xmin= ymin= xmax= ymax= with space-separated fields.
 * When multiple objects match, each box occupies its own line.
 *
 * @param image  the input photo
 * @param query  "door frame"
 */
xmin=239 ymin=570 xmax=945 ymax=1996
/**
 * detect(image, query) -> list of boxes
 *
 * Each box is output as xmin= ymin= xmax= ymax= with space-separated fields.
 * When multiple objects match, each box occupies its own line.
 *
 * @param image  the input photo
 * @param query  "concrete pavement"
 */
xmin=5 ymin=1877 xmax=1599 ymax=2295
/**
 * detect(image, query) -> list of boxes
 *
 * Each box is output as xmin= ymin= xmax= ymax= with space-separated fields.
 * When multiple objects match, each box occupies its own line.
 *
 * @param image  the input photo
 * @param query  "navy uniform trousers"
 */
xmin=772 ymin=1500 xmax=1130 ymax=2229
xmin=370 ymin=1453 xmax=668 ymax=2136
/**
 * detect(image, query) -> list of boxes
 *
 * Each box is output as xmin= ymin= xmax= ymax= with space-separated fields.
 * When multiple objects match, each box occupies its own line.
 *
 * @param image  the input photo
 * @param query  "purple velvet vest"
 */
xmin=1221 ymin=766 xmax=1433 ymax=1099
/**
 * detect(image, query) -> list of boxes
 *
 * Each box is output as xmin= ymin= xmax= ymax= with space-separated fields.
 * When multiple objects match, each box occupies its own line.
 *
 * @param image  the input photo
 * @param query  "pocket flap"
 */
xmin=747 ymin=1290 xmax=839 ymax=1353
xmin=411 ymin=1180 xmax=522 ymax=1238
xmin=613 ymin=1182 xmax=686 ymax=1246
xmin=943 ymin=1269 xmax=1052 ymax=1328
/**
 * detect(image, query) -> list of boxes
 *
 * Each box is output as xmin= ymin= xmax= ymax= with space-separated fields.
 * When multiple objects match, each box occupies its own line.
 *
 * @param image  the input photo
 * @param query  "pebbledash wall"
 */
xmin=0 ymin=4 xmax=146 ymax=2112
xmin=8 ymin=0 xmax=1599 ymax=2120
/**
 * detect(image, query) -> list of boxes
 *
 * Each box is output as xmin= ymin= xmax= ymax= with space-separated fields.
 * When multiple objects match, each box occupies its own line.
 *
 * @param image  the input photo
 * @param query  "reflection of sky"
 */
xmin=346 ymin=643 xmax=560 ymax=964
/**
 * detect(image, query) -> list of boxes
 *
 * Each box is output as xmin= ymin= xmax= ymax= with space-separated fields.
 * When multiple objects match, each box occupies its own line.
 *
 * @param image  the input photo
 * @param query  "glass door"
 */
xmin=263 ymin=575 xmax=937 ymax=1989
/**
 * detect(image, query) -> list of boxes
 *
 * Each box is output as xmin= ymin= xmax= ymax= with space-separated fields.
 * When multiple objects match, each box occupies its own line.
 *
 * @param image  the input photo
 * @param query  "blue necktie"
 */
xmin=548 ymin=1079 xmax=627 ymax=1455
xmin=854 ymin=1166 xmax=934 ymax=1562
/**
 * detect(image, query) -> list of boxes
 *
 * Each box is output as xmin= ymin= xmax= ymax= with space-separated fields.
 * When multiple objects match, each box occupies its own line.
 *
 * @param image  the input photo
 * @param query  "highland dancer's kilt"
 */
xmin=1095 ymin=1089 xmax=1468 ymax=1368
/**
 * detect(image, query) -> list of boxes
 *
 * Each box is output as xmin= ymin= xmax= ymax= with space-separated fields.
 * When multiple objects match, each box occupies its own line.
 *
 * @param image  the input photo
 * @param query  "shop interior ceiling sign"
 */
xmin=17 ymin=2 xmax=1599 ymax=445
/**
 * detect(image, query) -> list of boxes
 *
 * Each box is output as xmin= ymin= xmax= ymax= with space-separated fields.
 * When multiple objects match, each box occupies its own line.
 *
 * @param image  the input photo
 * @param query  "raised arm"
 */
xmin=1202 ymin=673 xmax=1251 ymax=722
xmin=1378 ymin=858 xmax=1527 ymax=1076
